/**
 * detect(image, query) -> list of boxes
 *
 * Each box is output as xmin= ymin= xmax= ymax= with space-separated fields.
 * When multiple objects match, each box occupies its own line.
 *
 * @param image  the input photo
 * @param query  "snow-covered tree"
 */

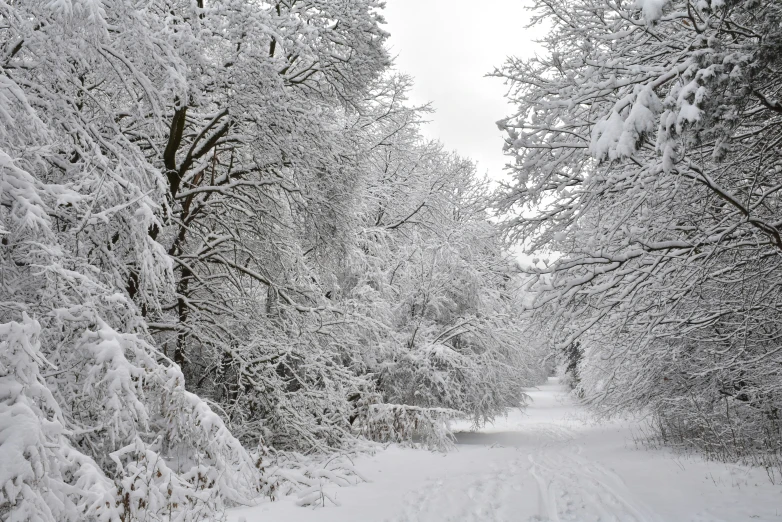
xmin=339 ymin=86 xmax=546 ymax=436
xmin=0 ymin=0 xmax=274 ymax=519
xmin=0 ymin=0 xmax=388 ymax=518
xmin=1 ymin=0 xmax=542 ymax=517
xmin=133 ymin=0 xmax=393 ymax=452
xmin=495 ymin=0 xmax=782 ymax=471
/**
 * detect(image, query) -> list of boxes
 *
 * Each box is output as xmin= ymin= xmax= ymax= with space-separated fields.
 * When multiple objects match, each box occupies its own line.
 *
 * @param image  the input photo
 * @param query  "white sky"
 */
xmin=382 ymin=0 xmax=546 ymax=183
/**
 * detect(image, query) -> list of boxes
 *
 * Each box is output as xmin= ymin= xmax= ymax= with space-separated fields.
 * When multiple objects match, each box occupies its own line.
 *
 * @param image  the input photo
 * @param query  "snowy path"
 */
xmin=230 ymin=379 xmax=782 ymax=522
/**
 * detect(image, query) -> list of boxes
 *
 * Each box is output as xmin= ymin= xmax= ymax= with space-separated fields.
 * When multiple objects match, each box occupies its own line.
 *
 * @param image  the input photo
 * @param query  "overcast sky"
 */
xmin=382 ymin=0 xmax=546 ymax=183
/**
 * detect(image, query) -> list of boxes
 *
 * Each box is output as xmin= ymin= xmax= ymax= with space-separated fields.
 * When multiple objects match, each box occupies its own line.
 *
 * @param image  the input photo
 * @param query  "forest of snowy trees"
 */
xmin=3 ymin=0 xmax=782 ymax=520
xmin=0 ymin=1 xmax=545 ymax=520
xmin=496 ymin=0 xmax=782 ymax=478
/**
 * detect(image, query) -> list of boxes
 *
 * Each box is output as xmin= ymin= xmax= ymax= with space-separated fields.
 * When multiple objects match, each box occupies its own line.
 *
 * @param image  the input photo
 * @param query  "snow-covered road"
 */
xmin=230 ymin=379 xmax=782 ymax=522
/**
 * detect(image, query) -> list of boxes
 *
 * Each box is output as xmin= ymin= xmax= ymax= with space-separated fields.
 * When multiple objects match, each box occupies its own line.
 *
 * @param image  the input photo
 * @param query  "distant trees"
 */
xmin=560 ymin=342 xmax=582 ymax=391
xmin=495 ymin=0 xmax=782 ymax=473
xmin=344 ymin=108 xmax=544 ymax=430
xmin=0 ymin=1 xmax=541 ymax=519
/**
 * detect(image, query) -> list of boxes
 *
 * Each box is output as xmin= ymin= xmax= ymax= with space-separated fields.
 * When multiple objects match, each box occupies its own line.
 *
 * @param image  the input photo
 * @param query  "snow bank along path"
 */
xmin=230 ymin=378 xmax=782 ymax=522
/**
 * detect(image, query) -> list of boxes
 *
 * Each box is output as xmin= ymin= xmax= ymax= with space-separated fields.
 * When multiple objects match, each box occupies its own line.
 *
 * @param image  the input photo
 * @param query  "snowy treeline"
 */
xmin=0 ymin=1 xmax=544 ymax=520
xmin=496 ymin=0 xmax=782 ymax=475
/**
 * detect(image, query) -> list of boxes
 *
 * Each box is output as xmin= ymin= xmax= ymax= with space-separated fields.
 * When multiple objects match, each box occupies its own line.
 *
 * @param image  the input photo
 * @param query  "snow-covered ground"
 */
xmin=229 ymin=379 xmax=782 ymax=522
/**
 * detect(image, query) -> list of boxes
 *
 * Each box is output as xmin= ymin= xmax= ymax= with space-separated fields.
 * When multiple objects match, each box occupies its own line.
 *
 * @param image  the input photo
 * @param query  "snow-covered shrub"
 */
xmin=201 ymin=317 xmax=369 ymax=453
xmin=0 ymin=315 xmax=117 ymax=522
xmin=356 ymin=403 xmax=460 ymax=451
xmin=263 ymin=450 xmax=370 ymax=508
xmin=0 ymin=313 xmax=265 ymax=522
